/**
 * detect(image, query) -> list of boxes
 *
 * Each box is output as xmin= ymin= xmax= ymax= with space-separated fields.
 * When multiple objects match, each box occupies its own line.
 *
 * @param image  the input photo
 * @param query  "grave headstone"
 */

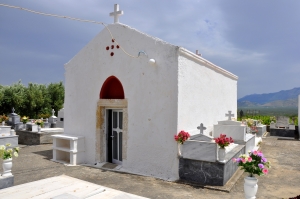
xmin=213 ymin=118 xmax=256 ymax=153
xmin=43 ymin=118 xmax=50 ymax=128
xmin=270 ymin=121 xmax=276 ymax=129
xmin=27 ymin=123 xmax=38 ymax=132
xmin=56 ymin=108 xmax=64 ymax=128
xmin=7 ymin=108 xmax=20 ymax=128
xmin=276 ymin=116 xmax=290 ymax=129
xmin=49 ymin=109 xmax=57 ymax=128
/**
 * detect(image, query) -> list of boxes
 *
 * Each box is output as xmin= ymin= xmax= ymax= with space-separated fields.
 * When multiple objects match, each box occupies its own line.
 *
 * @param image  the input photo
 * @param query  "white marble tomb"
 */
xmin=213 ymin=120 xmax=256 ymax=153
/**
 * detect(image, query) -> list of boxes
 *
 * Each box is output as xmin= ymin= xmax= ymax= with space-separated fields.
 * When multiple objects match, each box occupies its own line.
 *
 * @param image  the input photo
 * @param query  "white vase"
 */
xmin=2 ymin=158 xmax=13 ymax=177
xmin=177 ymin=143 xmax=182 ymax=157
xmin=38 ymin=125 xmax=41 ymax=133
xmin=1 ymin=121 xmax=4 ymax=126
xmin=218 ymin=148 xmax=226 ymax=162
xmin=244 ymin=176 xmax=258 ymax=199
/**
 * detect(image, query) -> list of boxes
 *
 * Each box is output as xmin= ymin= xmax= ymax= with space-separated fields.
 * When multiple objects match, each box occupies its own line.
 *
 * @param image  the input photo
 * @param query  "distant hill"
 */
xmin=238 ymin=87 xmax=300 ymax=107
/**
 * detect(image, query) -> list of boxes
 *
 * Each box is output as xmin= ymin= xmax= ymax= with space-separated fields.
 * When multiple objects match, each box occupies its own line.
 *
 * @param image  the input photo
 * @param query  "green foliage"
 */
xmin=0 ymin=81 xmax=64 ymax=118
xmin=237 ymin=114 xmax=298 ymax=126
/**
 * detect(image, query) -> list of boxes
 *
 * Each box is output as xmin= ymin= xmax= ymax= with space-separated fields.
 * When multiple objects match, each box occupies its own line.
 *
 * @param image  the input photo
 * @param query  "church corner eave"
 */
xmin=178 ymin=47 xmax=238 ymax=81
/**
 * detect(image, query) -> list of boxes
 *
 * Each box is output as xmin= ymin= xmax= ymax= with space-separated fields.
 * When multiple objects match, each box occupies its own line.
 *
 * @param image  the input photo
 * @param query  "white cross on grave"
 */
xmin=197 ymin=123 xmax=206 ymax=134
xmin=12 ymin=107 xmax=15 ymax=113
xmin=109 ymin=4 xmax=124 ymax=23
xmin=52 ymin=109 xmax=55 ymax=116
xmin=225 ymin=111 xmax=234 ymax=120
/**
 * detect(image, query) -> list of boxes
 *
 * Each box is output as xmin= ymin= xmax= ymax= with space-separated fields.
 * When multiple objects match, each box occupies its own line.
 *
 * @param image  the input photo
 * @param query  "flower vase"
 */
xmin=244 ymin=176 xmax=258 ymax=199
xmin=38 ymin=125 xmax=41 ymax=133
xmin=23 ymin=123 xmax=26 ymax=130
xmin=1 ymin=121 xmax=4 ymax=126
xmin=177 ymin=143 xmax=182 ymax=157
xmin=218 ymin=148 xmax=226 ymax=162
xmin=2 ymin=158 xmax=13 ymax=177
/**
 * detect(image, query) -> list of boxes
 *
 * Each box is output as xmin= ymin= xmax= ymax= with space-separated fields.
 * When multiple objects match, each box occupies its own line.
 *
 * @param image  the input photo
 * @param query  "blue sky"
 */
xmin=0 ymin=0 xmax=299 ymax=99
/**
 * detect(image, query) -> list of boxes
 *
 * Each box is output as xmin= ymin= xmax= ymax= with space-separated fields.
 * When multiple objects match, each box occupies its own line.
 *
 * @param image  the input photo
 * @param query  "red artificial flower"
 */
xmin=110 ymin=52 xmax=114 ymax=56
xmin=106 ymin=46 xmax=109 ymax=50
xmin=174 ymin=130 xmax=190 ymax=144
xmin=214 ymin=134 xmax=234 ymax=148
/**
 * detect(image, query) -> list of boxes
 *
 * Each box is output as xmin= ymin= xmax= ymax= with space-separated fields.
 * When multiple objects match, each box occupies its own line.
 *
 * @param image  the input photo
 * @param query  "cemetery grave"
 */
xmin=179 ymin=111 xmax=264 ymax=186
xmin=270 ymin=116 xmax=297 ymax=138
xmin=15 ymin=109 xmax=64 ymax=145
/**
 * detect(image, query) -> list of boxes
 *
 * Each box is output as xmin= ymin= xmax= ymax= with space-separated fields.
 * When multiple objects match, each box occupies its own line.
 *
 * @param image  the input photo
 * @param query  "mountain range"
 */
xmin=238 ymin=87 xmax=300 ymax=107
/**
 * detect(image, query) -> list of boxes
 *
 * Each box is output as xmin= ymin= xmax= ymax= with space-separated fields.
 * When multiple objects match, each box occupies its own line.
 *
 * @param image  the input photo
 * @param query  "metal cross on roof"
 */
xmin=197 ymin=123 xmax=206 ymax=134
xmin=225 ymin=111 xmax=234 ymax=120
xmin=109 ymin=4 xmax=124 ymax=23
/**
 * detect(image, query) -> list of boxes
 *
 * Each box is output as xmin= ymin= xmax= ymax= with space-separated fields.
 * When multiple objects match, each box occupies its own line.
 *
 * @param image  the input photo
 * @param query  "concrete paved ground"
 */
xmin=2 ymin=136 xmax=300 ymax=199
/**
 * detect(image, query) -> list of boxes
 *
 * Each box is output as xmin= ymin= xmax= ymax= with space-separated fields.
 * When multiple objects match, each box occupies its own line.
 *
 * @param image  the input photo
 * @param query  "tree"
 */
xmin=0 ymin=81 xmax=26 ymax=115
xmin=0 ymin=81 xmax=64 ymax=118
xmin=47 ymin=82 xmax=64 ymax=116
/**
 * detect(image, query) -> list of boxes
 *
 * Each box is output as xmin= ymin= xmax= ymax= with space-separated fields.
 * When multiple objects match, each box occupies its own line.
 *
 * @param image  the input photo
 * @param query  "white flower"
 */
xmin=14 ymin=152 xmax=18 ymax=157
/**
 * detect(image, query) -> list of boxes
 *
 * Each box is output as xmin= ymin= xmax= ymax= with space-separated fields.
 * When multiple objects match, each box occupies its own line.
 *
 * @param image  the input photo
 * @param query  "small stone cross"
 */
xmin=109 ymin=4 xmax=124 ymax=23
xmin=52 ymin=109 xmax=55 ymax=116
xmin=197 ymin=123 xmax=206 ymax=134
xmin=225 ymin=111 xmax=234 ymax=120
xmin=196 ymin=50 xmax=202 ymax=57
xmin=12 ymin=107 xmax=15 ymax=113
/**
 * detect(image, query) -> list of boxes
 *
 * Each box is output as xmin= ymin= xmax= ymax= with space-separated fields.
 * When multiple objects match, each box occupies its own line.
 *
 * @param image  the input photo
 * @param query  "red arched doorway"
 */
xmin=100 ymin=76 xmax=125 ymax=99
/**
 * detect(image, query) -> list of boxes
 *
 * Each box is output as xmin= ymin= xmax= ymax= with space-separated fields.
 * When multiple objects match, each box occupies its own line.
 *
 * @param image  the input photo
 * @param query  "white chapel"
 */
xmin=63 ymin=4 xmax=238 ymax=181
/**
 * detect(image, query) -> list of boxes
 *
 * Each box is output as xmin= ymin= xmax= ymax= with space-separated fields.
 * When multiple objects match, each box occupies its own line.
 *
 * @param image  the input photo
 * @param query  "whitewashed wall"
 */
xmin=177 ymin=49 xmax=238 ymax=137
xmin=65 ymin=23 xmax=180 ymax=180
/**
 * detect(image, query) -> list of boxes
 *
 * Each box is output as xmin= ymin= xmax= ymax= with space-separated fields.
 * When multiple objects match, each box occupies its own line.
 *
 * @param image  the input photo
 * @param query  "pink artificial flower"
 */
xmin=248 ymin=157 xmax=252 ymax=162
xmin=242 ymin=158 xmax=247 ymax=163
xmin=263 ymin=169 xmax=268 ymax=174
xmin=253 ymin=150 xmax=258 ymax=155
xmin=232 ymin=158 xmax=236 ymax=162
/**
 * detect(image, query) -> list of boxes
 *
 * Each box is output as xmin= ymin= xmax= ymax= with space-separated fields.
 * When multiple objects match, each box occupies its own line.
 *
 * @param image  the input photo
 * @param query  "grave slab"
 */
xmin=16 ymin=128 xmax=63 ymax=145
xmin=0 ymin=175 xmax=148 ymax=198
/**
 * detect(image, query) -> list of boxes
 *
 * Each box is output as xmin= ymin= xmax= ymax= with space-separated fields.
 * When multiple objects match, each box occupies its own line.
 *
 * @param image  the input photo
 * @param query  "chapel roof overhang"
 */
xmin=178 ymin=47 xmax=238 ymax=81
